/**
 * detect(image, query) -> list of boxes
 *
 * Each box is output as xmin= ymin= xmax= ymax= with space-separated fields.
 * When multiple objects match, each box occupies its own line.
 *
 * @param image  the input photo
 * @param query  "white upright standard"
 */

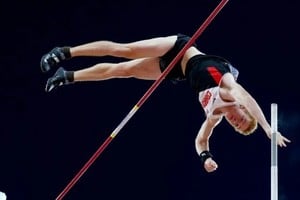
xmin=0 ymin=191 xmax=7 ymax=200
xmin=271 ymin=103 xmax=278 ymax=200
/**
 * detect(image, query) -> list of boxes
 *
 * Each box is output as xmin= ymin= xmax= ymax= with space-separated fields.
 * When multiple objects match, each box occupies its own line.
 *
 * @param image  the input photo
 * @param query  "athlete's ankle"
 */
xmin=60 ymin=46 xmax=71 ymax=60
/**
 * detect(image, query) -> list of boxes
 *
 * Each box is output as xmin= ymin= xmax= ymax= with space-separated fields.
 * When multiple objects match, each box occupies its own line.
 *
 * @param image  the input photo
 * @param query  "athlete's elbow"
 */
xmin=195 ymin=133 xmax=209 ymax=147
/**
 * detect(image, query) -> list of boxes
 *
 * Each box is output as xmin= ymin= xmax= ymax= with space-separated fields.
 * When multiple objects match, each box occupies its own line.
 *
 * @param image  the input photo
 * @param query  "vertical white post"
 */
xmin=271 ymin=103 xmax=278 ymax=200
xmin=0 ymin=191 xmax=7 ymax=200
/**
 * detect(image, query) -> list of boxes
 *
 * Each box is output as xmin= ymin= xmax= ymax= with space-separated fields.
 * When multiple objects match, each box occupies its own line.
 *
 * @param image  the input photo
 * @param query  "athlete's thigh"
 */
xmin=125 ymin=35 xmax=177 ymax=58
xmin=122 ymin=57 xmax=162 ymax=80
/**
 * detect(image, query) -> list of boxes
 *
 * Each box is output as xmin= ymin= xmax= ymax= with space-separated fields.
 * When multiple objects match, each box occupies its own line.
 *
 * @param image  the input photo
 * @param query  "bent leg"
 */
xmin=74 ymin=57 xmax=162 ymax=81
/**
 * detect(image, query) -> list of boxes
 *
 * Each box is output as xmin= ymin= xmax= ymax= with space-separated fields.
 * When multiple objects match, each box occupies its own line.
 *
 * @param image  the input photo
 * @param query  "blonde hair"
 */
xmin=227 ymin=109 xmax=258 ymax=136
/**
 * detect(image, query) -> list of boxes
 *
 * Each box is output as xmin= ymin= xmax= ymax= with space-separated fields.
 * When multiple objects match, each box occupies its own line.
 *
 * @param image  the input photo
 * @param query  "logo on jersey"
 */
xmin=201 ymin=90 xmax=212 ymax=108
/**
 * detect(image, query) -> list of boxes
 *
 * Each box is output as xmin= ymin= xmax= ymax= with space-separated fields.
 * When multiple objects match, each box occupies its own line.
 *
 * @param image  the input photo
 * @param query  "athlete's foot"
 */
xmin=45 ymin=67 xmax=73 ymax=92
xmin=40 ymin=47 xmax=71 ymax=73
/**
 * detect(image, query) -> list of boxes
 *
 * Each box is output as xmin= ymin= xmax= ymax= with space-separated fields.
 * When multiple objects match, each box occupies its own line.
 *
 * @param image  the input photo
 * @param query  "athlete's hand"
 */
xmin=204 ymin=158 xmax=218 ymax=172
xmin=267 ymin=131 xmax=291 ymax=147
xmin=275 ymin=132 xmax=291 ymax=147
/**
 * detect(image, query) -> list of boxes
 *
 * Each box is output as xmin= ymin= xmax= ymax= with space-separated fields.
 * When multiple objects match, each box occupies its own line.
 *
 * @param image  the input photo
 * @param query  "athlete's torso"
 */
xmin=199 ymin=86 xmax=237 ymax=119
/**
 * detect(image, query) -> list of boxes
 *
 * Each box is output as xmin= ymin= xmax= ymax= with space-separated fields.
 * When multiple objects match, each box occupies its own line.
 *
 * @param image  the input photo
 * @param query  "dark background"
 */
xmin=1 ymin=0 xmax=299 ymax=199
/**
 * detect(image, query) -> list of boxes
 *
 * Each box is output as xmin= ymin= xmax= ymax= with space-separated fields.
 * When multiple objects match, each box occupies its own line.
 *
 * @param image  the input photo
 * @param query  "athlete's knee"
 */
xmin=114 ymin=63 xmax=135 ymax=77
xmin=110 ymin=44 xmax=134 ymax=58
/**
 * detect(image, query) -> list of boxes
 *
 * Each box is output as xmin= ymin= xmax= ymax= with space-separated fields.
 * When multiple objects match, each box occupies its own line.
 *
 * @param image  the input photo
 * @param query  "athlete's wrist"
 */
xmin=199 ymin=150 xmax=213 ymax=165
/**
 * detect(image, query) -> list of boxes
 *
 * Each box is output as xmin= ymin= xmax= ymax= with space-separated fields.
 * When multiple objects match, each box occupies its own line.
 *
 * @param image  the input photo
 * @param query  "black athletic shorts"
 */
xmin=185 ymin=54 xmax=239 ymax=93
xmin=159 ymin=33 xmax=197 ymax=81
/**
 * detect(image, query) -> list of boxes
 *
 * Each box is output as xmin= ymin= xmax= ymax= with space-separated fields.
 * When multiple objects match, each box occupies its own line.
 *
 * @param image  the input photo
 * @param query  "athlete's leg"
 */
xmin=74 ymin=57 xmax=161 ymax=81
xmin=70 ymin=35 xmax=177 ymax=59
xmin=41 ymin=35 xmax=177 ymax=73
xmin=45 ymin=57 xmax=161 ymax=92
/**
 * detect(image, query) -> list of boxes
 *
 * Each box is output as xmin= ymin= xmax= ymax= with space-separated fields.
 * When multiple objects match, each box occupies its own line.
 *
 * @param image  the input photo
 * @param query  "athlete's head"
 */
xmin=224 ymin=105 xmax=257 ymax=135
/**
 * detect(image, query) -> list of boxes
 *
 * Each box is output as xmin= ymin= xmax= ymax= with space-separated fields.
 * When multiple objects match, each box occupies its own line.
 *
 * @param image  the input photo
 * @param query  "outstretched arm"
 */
xmin=220 ymin=73 xmax=291 ymax=147
xmin=195 ymin=117 xmax=222 ymax=172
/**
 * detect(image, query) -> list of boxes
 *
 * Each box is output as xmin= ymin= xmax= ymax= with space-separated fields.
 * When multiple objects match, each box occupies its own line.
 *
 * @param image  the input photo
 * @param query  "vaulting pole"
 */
xmin=56 ymin=1 xmax=230 ymax=199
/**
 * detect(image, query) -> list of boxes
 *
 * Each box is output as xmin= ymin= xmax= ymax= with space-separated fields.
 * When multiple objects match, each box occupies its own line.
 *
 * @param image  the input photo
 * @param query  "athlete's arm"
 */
xmin=220 ymin=73 xmax=291 ymax=147
xmin=195 ymin=117 xmax=222 ymax=155
xmin=195 ymin=117 xmax=222 ymax=172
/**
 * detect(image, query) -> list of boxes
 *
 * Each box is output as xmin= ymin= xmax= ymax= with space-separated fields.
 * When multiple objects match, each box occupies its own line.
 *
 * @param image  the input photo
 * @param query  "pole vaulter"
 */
xmin=56 ymin=0 xmax=230 ymax=199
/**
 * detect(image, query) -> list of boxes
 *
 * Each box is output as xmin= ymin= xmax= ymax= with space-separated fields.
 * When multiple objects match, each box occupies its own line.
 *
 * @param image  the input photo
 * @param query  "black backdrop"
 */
xmin=1 ymin=0 xmax=299 ymax=199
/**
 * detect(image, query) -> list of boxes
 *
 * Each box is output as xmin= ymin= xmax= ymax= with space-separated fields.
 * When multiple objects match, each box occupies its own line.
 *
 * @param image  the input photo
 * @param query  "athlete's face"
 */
xmin=224 ymin=105 xmax=252 ymax=133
